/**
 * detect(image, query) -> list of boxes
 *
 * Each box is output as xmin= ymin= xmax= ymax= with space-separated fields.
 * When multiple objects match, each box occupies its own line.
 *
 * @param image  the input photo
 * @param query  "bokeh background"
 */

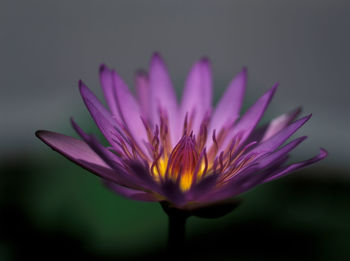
xmin=1 ymin=0 xmax=349 ymax=260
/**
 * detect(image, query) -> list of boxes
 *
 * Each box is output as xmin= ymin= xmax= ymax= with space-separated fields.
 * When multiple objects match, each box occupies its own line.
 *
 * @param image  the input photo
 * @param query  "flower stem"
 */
xmin=161 ymin=202 xmax=189 ymax=252
xmin=168 ymin=211 xmax=187 ymax=250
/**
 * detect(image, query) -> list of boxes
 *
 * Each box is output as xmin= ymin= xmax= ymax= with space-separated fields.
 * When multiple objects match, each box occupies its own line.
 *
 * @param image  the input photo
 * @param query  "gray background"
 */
xmin=1 ymin=0 xmax=349 ymax=170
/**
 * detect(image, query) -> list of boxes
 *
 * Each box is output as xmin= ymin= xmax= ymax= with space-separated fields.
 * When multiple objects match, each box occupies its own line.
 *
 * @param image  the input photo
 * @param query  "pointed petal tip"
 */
xmin=35 ymin=129 xmax=50 ymax=144
xmin=319 ymin=148 xmax=328 ymax=158
xmin=99 ymin=64 xmax=108 ymax=72
xmin=300 ymin=135 xmax=308 ymax=141
xmin=272 ymin=81 xmax=279 ymax=91
xmin=200 ymin=57 xmax=210 ymax=64
xmin=70 ymin=117 xmax=77 ymax=128
xmin=306 ymin=113 xmax=312 ymax=119
xmin=260 ymin=81 xmax=278 ymax=102
xmin=237 ymin=67 xmax=247 ymax=80
xmin=261 ymin=82 xmax=278 ymax=98
xmin=291 ymin=136 xmax=308 ymax=146
xmin=71 ymin=118 xmax=88 ymax=140
xmin=266 ymin=82 xmax=278 ymax=100
xmin=78 ymin=80 xmax=91 ymax=98
xmin=78 ymin=79 xmax=86 ymax=90
xmin=150 ymin=52 xmax=167 ymax=69
xmin=151 ymin=52 xmax=163 ymax=62
xmin=35 ymin=130 xmax=57 ymax=144
xmin=291 ymin=135 xmax=308 ymax=147
xmin=293 ymin=113 xmax=312 ymax=127
xmin=238 ymin=67 xmax=247 ymax=77
xmin=35 ymin=129 xmax=46 ymax=139
xmin=299 ymin=113 xmax=312 ymax=123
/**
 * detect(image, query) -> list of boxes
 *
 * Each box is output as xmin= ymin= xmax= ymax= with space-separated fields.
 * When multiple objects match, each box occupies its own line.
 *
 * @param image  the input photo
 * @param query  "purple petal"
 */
xmin=71 ymin=119 xmax=149 ymax=189
xmin=209 ymin=68 xmax=246 ymax=136
xmin=111 ymin=71 xmax=148 ymax=148
xmin=261 ymin=107 xmax=302 ymax=142
xmin=255 ymin=136 xmax=307 ymax=169
xmin=214 ymin=137 xmax=308 ymax=200
xmin=250 ymin=115 xmax=311 ymax=155
xmin=227 ymin=168 xmax=275 ymax=198
xmin=149 ymin=53 xmax=179 ymax=144
xmin=79 ymin=80 xmax=119 ymax=147
xmin=135 ymin=70 xmax=150 ymax=121
xmin=180 ymin=58 xmax=212 ymax=136
xmin=225 ymin=148 xmax=327 ymax=199
xmin=36 ymin=130 xmax=121 ymax=183
xmin=263 ymin=149 xmax=328 ymax=182
xmin=55 ymin=128 xmax=158 ymax=202
xmin=71 ymin=119 xmax=165 ymax=196
xmin=104 ymin=181 xmax=158 ymax=202
xmin=99 ymin=64 xmax=121 ymax=119
xmin=246 ymin=107 xmax=302 ymax=144
xmin=201 ymin=137 xmax=315 ymax=203
xmin=223 ymin=83 xmax=278 ymax=150
xmin=200 ymin=165 xmax=259 ymax=203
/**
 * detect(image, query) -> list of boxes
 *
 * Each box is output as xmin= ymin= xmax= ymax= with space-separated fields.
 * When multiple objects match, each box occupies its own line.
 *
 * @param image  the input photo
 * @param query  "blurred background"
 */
xmin=1 ymin=0 xmax=349 ymax=260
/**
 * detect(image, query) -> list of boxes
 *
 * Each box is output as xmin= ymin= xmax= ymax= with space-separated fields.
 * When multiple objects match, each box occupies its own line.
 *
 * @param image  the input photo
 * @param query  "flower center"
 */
xmin=167 ymin=134 xmax=199 ymax=191
xmin=152 ymin=134 xmax=205 ymax=191
xmin=116 ymin=111 xmax=256 ymax=192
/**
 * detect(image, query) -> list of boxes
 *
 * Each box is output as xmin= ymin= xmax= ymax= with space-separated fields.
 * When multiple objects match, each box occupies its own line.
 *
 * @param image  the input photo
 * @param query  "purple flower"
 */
xmin=36 ymin=53 xmax=327 ymax=208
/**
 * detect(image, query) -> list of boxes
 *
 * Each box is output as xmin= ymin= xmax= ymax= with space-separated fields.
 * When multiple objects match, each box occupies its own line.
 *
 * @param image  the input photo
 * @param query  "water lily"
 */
xmin=36 ymin=52 xmax=327 ymax=207
xmin=36 ymin=53 xmax=326 ymax=247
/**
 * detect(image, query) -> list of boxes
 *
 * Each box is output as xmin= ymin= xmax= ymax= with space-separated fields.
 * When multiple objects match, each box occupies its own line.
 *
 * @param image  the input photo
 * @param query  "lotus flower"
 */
xmin=36 ymin=53 xmax=327 ymax=209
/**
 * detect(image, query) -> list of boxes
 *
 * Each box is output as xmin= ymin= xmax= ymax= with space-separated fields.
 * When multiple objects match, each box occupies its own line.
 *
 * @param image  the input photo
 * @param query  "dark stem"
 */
xmin=168 ymin=211 xmax=187 ymax=250
xmin=161 ymin=202 xmax=189 ymax=252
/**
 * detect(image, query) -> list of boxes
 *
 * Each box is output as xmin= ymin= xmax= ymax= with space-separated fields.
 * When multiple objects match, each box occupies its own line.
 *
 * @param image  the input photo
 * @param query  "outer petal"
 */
xmin=247 ymin=107 xmax=302 ymax=143
xmin=201 ymin=165 xmax=259 ymax=203
xmin=180 ymin=58 xmax=212 ymax=136
xmin=149 ymin=53 xmax=179 ymax=145
xmin=261 ymin=107 xmax=302 ymax=141
xmin=111 ymin=71 xmax=148 ymax=148
xmin=35 ymin=130 xmax=120 ymax=183
xmin=209 ymin=68 xmax=246 ymax=136
xmin=201 ymin=137 xmax=307 ymax=203
xmin=222 ymin=83 xmax=278 ymax=150
xmin=263 ymin=149 xmax=328 ymax=182
xmin=250 ymin=114 xmax=311 ymax=155
xmin=71 ymin=119 xmax=167 ymax=196
xmin=135 ymin=70 xmax=150 ymax=121
xmin=215 ymin=148 xmax=327 ymax=202
xmin=79 ymin=80 xmax=119 ymax=148
xmin=254 ymin=136 xmax=307 ymax=169
xmin=104 ymin=181 xmax=158 ymax=202
xmin=99 ymin=65 xmax=121 ymax=120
